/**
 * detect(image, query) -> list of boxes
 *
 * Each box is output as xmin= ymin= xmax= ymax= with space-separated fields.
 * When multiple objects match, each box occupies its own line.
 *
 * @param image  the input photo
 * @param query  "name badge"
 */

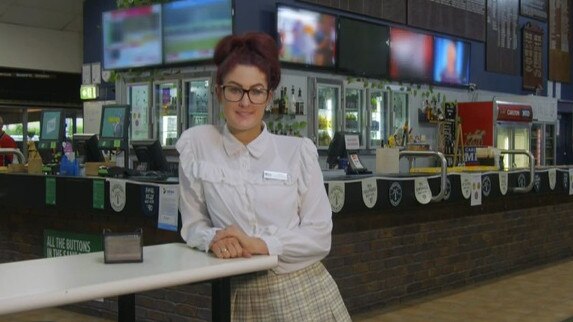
xmin=263 ymin=170 xmax=288 ymax=181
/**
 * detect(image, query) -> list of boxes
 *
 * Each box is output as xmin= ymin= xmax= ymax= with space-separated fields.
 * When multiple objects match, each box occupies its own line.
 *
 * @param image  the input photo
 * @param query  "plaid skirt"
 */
xmin=230 ymin=261 xmax=351 ymax=321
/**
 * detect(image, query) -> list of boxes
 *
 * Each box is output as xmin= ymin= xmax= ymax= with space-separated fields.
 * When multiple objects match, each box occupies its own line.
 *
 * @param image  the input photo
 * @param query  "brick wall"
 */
xmin=2 ymin=196 xmax=573 ymax=320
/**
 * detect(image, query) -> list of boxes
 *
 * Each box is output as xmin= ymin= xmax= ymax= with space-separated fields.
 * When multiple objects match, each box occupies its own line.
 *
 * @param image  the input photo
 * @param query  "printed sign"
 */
xmin=569 ymin=169 xmax=573 ymax=195
xmin=497 ymin=103 xmax=533 ymax=122
xmin=108 ymin=178 xmax=126 ymax=212
xmin=548 ymin=168 xmax=556 ymax=190
xmin=499 ymin=172 xmax=508 ymax=195
xmin=141 ymin=185 xmax=159 ymax=217
xmin=461 ymin=173 xmax=472 ymax=199
xmin=470 ymin=174 xmax=482 ymax=206
xmin=44 ymin=229 xmax=102 ymax=258
xmin=414 ymin=177 xmax=432 ymax=204
xmin=158 ymin=185 xmax=180 ymax=231
xmin=361 ymin=178 xmax=378 ymax=208
xmin=328 ymin=182 xmax=345 ymax=213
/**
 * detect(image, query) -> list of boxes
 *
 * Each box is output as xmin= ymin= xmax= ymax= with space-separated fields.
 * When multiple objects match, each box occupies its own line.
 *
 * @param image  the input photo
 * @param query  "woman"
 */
xmin=176 ymin=32 xmax=350 ymax=321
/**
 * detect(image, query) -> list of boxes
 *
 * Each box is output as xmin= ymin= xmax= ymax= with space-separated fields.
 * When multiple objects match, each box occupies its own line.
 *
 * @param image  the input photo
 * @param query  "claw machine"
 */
xmin=183 ymin=77 xmax=212 ymax=129
xmin=315 ymin=80 xmax=342 ymax=149
xmin=153 ymin=80 xmax=180 ymax=147
xmin=127 ymin=82 xmax=151 ymax=140
xmin=457 ymin=100 xmax=533 ymax=169
xmin=343 ymin=85 xmax=365 ymax=149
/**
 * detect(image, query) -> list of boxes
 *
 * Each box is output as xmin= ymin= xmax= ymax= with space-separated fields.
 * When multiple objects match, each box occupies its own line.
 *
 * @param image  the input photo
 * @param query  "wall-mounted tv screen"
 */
xmin=338 ymin=17 xmax=389 ymax=78
xmin=102 ymin=4 xmax=162 ymax=70
xmin=276 ymin=5 xmax=337 ymax=68
xmin=98 ymin=105 xmax=130 ymax=150
xmin=163 ymin=0 xmax=233 ymax=64
xmin=389 ymin=28 xmax=433 ymax=82
xmin=433 ymin=36 xmax=470 ymax=86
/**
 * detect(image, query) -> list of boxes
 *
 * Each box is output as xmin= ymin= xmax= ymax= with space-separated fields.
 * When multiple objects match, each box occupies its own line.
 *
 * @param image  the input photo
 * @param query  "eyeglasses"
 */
xmin=220 ymin=85 xmax=269 ymax=104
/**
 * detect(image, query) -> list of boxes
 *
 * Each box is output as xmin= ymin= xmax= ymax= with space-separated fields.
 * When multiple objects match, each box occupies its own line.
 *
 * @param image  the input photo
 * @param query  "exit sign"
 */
xmin=80 ymin=84 xmax=99 ymax=100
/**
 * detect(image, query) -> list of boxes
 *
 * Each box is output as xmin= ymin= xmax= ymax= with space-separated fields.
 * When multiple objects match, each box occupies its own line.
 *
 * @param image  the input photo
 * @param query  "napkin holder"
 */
xmin=103 ymin=228 xmax=143 ymax=263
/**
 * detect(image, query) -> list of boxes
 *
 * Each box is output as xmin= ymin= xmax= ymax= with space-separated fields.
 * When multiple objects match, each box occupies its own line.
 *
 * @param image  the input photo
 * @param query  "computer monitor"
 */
xmin=131 ymin=139 xmax=170 ymax=172
xmin=433 ymin=36 xmax=470 ymax=86
xmin=72 ymin=134 xmax=105 ymax=163
xmin=98 ymin=105 xmax=130 ymax=150
xmin=38 ymin=110 xmax=65 ymax=152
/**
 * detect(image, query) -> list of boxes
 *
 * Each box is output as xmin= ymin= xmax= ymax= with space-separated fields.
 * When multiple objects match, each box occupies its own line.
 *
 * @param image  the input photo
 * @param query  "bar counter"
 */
xmin=1 ymin=168 xmax=573 ymax=319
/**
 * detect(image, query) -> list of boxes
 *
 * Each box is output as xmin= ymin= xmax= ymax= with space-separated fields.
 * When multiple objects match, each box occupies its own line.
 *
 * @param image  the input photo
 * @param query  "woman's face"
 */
xmin=218 ymin=64 xmax=271 ymax=143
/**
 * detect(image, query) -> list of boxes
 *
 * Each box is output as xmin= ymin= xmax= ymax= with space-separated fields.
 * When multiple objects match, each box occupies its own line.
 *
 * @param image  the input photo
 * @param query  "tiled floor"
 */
xmin=1 ymin=259 xmax=572 ymax=322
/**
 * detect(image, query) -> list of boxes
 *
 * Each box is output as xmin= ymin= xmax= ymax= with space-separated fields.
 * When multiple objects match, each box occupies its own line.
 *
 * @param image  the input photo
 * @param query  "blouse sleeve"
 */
xmin=176 ymin=132 xmax=219 ymax=252
xmin=259 ymin=138 xmax=333 ymax=264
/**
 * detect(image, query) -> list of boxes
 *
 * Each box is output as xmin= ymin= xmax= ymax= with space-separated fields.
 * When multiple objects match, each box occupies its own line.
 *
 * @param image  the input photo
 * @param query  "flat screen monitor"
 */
xmin=276 ymin=4 xmax=337 ymax=68
xmin=98 ymin=105 xmax=130 ymax=150
xmin=163 ymin=0 xmax=233 ymax=64
xmin=38 ymin=110 xmax=65 ymax=151
xmin=389 ymin=28 xmax=433 ymax=83
xmin=102 ymin=4 xmax=162 ymax=70
xmin=433 ymin=36 xmax=470 ymax=86
xmin=131 ymin=139 xmax=170 ymax=172
xmin=338 ymin=17 xmax=389 ymax=78
xmin=73 ymin=134 xmax=105 ymax=163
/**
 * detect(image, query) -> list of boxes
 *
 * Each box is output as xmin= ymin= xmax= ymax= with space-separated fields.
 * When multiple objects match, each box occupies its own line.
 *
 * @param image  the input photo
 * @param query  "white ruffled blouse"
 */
xmin=176 ymin=124 xmax=333 ymax=274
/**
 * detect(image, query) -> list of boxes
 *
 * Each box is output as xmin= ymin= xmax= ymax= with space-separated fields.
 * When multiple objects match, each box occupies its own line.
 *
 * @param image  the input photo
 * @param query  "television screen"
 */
xmin=131 ymin=139 xmax=170 ymax=173
xmin=163 ymin=0 xmax=233 ymax=64
xmin=99 ymin=105 xmax=130 ymax=150
xmin=277 ymin=5 xmax=337 ymax=68
xmin=389 ymin=28 xmax=433 ymax=82
xmin=433 ymin=36 xmax=470 ymax=86
xmin=338 ymin=17 xmax=389 ymax=78
xmin=102 ymin=4 xmax=162 ymax=70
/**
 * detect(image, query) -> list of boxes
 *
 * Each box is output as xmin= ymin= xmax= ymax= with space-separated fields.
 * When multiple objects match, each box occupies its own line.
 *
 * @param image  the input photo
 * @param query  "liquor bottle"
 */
xmin=296 ymin=88 xmax=304 ymax=115
xmin=290 ymin=85 xmax=296 ymax=115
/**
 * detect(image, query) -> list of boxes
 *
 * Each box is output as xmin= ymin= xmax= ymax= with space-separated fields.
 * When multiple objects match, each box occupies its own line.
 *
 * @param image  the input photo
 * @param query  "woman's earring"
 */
xmin=265 ymin=104 xmax=271 ymax=112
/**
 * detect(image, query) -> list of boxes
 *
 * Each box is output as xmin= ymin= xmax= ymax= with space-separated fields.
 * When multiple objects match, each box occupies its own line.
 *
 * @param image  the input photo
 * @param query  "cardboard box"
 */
xmin=85 ymin=162 xmax=115 ymax=177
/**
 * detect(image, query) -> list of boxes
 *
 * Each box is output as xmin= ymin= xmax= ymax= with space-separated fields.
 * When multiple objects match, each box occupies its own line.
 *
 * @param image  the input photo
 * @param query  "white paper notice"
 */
xmin=414 ymin=177 xmax=432 ymax=204
xmin=470 ymin=174 xmax=482 ymax=206
xmin=158 ymin=185 xmax=180 ymax=231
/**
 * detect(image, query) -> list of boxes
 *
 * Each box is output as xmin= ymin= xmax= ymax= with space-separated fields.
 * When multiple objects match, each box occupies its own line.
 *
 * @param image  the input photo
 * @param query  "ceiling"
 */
xmin=0 ymin=0 xmax=83 ymax=33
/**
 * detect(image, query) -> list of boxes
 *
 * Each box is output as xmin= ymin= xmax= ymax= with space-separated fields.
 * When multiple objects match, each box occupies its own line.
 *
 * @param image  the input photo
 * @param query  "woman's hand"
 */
xmin=211 ymin=225 xmax=269 ymax=258
xmin=210 ymin=236 xmax=245 ymax=259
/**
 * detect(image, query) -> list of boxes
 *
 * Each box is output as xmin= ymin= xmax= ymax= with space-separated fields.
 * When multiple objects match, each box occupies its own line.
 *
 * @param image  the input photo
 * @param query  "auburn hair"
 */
xmin=213 ymin=32 xmax=281 ymax=90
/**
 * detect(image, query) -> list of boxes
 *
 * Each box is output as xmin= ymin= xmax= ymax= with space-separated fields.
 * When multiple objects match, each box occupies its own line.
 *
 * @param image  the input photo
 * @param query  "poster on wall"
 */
xmin=520 ymin=0 xmax=548 ymax=20
xmin=522 ymin=23 xmax=544 ymax=91
xmin=297 ymin=0 xmax=406 ymax=24
xmin=486 ymin=0 xmax=520 ymax=75
xmin=548 ymin=0 xmax=570 ymax=83
xmin=407 ymin=0 xmax=486 ymax=42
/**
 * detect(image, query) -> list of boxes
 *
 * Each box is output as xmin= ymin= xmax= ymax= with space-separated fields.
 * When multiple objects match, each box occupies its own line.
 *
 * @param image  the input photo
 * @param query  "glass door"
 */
xmin=513 ymin=127 xmax=529 ymax=168
xmin=368 ymin=89 xmax=386 ymax=149
xmin=316 ymin=83 xmax=340 ymax=150
xmin=496 ymin=125 xmax=511 ymax=169
xmin=153 ymin=81 xmax=179 ymax=147
xmin=343 ymin=87 xmax=364 ymax=148
xmin=390 ymin=92 xmax=408 ymax=146
xmin=545 ymin=124 xmax=555 ymax=165
xmin=127 ymin=83 xmax=151 ymax=140
xmin=184 ymin=78 xmax=211 ymax=129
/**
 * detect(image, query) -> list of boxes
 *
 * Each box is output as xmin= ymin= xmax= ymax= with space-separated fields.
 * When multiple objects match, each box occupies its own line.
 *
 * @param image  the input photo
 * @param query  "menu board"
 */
xmin=548 ymin=0 xmax=570 ymax=83
xmin=486 ymin=0 xmax=519 ymax=75
xmin=407 ymin=0 xmax=486 ymax=41
xmin=522 ymin=23 xmax=544 ymax=91
xmin=298 ymin=0 xmax=406 ymax=24
xmin=520 ymin=0 xmax=548 ymax=20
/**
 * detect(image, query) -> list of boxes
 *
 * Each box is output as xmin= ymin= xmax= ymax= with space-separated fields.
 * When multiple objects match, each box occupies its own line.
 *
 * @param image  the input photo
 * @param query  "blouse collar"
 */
xmin=223 ymin=122 xmax=269 ymax=159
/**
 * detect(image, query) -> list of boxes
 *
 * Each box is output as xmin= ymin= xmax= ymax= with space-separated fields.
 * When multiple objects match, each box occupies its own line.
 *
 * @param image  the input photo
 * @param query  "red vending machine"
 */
xmin=457 ymin=100 xmax=533 ymax=169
